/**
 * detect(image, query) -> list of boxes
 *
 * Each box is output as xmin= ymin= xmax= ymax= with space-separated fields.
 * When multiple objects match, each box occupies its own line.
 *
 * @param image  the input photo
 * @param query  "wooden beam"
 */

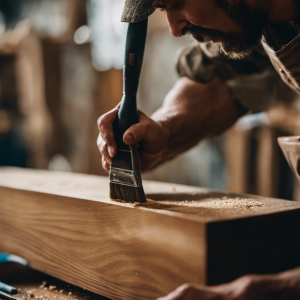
xmin=1 ymin=168 xmax=300 ymax=300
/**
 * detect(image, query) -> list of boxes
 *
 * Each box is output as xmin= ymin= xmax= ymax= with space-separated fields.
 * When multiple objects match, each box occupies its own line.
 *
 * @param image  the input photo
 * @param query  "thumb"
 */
xmin=123 ymin=111 xmax=151 ymax=145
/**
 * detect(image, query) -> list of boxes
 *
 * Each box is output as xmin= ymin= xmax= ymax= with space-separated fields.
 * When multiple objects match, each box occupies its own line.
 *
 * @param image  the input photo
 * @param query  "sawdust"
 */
xmin=112 ymin=196 xmax=266 ymax=211
xmin=21 ymin=282 xmax=89 ymax=300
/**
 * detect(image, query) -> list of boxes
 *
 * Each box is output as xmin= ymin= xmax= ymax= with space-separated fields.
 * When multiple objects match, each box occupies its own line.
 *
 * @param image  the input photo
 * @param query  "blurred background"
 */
xmin=1 ymin=0 xmax=300 ymax=200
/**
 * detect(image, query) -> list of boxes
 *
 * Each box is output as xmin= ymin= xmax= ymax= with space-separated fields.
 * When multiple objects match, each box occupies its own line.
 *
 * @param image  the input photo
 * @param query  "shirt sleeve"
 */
xmin=175 ymin=41 xmax=290 ymax=113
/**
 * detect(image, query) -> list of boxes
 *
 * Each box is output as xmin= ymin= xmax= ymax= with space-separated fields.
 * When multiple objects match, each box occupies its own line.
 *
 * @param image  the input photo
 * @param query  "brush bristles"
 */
xmin=110 ymin=183 xmax=146 ymax=203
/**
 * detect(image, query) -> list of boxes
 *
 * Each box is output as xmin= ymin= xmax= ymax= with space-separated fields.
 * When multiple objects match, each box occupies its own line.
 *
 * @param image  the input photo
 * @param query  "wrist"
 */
xmin=154 ymin=119 xmax=174 ymax=162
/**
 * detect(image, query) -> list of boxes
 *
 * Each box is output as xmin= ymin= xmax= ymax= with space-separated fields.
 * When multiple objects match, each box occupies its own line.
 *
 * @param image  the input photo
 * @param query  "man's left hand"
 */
xmin=157 ymin=271 xmax=296 ymax=300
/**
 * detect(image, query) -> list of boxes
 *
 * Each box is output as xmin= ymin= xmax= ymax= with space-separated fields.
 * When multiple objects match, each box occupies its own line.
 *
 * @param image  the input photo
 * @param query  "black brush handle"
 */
xmin=114 ymin=18 xmax=148 ymax=150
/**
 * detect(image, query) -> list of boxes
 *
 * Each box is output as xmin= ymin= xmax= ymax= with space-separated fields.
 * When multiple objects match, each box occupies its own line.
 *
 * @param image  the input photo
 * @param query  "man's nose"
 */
xmin=166 ymin=10 xmax=189 ymax=37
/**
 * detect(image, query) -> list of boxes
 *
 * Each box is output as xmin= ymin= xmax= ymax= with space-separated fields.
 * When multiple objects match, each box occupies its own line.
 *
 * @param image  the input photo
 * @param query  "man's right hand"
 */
xmin=97 ymin=105 xmax=170 ymax=173
xmin=97 ymin=76 xmax=239 ymax=173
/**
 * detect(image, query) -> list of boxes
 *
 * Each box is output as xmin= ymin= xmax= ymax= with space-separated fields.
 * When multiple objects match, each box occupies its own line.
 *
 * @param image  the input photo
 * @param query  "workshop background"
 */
xmin=0 ymin=0 xmax=300 ymax=200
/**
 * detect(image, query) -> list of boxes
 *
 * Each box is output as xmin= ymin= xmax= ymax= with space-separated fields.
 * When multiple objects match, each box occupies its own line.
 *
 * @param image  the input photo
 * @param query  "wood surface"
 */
xmin=1 ymin=168 xmax=300 ymax=300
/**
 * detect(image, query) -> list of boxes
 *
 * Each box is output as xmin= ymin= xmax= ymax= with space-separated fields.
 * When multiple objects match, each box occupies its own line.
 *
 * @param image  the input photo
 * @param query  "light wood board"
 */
xmin=1 ymin=167 xmax=300 ymax=300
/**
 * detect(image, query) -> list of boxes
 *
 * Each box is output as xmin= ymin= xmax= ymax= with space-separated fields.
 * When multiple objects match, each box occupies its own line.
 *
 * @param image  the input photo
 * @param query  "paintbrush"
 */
xmin=109 ymin=18 xmax=148 ymax=203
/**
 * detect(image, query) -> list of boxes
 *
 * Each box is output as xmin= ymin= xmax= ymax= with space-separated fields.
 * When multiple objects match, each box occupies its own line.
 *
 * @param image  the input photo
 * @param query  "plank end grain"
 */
xmin=207 ymin=209 xmax=300 ymax=285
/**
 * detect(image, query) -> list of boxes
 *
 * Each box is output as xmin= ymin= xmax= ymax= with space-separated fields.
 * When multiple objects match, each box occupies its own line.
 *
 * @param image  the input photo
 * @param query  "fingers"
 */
xmin=157 ymin=284 xmax=219 ymax=300
xmin=99 ymin=141 xmax=112 ymax=165
xmin=157 ymin=284 xmax=196 ymax=300
xmin=102 ymin=155 xmax=110 ymax=173
xmin=98 ymin=106 xmax=162 ymax=172
xmin=97 ymin=106 xmax=119 ymax=158
xmin=97 ymin=133 xmax=111 ymax=173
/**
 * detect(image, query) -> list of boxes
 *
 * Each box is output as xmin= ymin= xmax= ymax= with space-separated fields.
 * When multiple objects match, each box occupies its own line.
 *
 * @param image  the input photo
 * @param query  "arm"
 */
xmin=97 ymin=41 xmax=283 ymax=173
xmin=97 ymin=75 xmax=238 ymax=172
xmin=150 ymin=75 xmax=238 ymax=163
xmin=157 ymin=267 xmax=300 ymax=300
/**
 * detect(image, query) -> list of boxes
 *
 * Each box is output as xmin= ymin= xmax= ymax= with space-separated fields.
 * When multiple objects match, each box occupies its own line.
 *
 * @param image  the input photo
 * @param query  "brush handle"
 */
xmin=124 ymin=18 xmax=148 ymax=95
xmin=114 ymin=18 xmax=148 ymax=150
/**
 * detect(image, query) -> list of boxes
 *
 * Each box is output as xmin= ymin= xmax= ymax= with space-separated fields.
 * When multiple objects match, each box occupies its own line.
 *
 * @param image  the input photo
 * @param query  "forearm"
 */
xmin=151 ymin=76 xmax=239 ymax=162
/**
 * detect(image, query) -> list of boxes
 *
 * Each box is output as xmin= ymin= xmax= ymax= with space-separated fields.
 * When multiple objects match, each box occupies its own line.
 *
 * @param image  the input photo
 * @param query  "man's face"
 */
xmin=153 ymin=0 xmax=268 ymax=59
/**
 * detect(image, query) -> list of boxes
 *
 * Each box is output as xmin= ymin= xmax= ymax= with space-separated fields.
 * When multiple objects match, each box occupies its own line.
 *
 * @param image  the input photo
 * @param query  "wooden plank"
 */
xmin=1 ymin=168 xmax=300 ymax=300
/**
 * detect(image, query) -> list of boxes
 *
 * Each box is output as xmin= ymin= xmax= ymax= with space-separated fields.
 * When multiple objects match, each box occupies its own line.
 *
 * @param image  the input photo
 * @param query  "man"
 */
xmin=97 ymin=0 xmax=300 ymax=298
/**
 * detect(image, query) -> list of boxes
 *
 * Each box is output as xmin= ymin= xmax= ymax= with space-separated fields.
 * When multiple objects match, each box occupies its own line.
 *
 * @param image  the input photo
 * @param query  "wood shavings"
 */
xmin=19 ymin=285 xmax=84 ymax=300
xmin=27 ymin=291 xmax=34 ymax=298
xmin=171 ymin=197 xmax=266 ymax=210
xmin=113 ymin=197 xmax=266 ymax=211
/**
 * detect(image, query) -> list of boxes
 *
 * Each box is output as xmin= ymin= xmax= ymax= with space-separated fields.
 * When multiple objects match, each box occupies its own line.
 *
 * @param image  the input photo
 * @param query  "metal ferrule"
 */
xmin=109 ymin=167 xmax=142 ymax=187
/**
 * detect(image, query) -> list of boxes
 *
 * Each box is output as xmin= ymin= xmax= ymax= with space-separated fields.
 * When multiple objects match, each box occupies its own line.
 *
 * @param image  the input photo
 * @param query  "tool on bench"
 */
xmin=0 ymin=253 xmax=28 ymax=266
xmin=109 ymin=18 xmax=148 ymax=203
xmin=0 ymin=291 xmax=18 ymax=300
xmin=0 ymin=282 xmax=17 ymax=295
xmin=0 ymin=253 xmax=29 ymax=300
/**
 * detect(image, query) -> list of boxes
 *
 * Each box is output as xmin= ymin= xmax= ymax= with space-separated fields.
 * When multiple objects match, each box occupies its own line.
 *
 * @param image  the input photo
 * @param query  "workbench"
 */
xmin=1 ymin=262 xmax=109 ymax=300
xmin=0 ymin=167 xmax=300 ymax=300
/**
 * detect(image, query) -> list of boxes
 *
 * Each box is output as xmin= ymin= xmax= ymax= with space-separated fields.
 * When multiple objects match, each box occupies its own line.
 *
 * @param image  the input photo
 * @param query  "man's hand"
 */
xmin=97 ymin=76 xmax=239 ymax=172
xmin=97 ymin=105 xmax=169 ymax=172
xmin=157 ymin=267 xmax=300 ymax=300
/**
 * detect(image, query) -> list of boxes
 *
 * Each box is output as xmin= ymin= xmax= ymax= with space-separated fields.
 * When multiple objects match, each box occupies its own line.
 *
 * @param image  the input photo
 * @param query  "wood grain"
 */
xmin=1 ymin=168 xmax=300 ymax=299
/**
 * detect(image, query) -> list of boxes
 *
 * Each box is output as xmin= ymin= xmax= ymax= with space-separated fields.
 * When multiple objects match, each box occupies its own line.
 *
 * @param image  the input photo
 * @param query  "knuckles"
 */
xmin=102 ymin=158 xmax=109 ymax=172
xmin=176 ymin=283 xmax=199 ymax=296
xmin=97 ymin=113 xmax=112 ymax=131
xmin=233 ymin=274 xmax=261 ymax=297
xmin=180 ymin=283 xmax=195 ymax=292
xmin=99 ymin=144 xmax=107 ymax=155
xmin=97 ymin=116 xmax=103 ymax=128
xmin=98 ymin=118 xmax=114 ymax=144
xmin=98 ymin=118 xmax=108 ymax=133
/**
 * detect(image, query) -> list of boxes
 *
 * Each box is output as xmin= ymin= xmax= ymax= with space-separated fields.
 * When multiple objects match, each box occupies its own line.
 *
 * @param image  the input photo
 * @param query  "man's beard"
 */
xmin=182 ymin=1 xmax=268 ymax=59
